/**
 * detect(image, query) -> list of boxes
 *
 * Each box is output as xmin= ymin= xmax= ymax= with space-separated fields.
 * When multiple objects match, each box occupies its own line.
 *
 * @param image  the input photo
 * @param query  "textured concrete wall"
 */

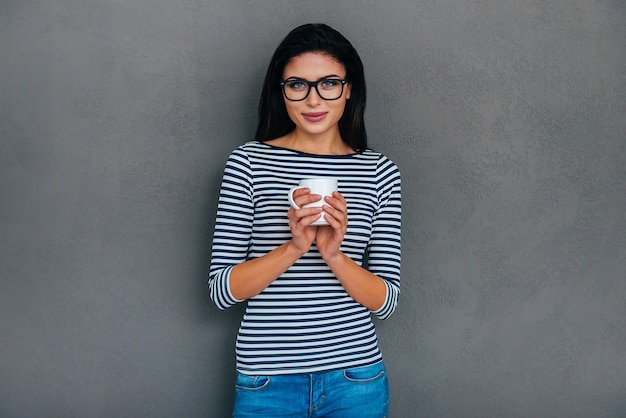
xmin=1 ymin=1 xmax=625 ymax=416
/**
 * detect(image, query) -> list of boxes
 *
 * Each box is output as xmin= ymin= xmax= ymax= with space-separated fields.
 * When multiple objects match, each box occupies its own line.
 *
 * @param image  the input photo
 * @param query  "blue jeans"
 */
xmin=232 ymin=361 xmax=389 ymax=417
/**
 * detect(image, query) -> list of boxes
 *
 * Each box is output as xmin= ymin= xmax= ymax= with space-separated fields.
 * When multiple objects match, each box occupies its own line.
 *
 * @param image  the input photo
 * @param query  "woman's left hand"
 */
xmin=315 ymin=191 xmax=348 ymax=262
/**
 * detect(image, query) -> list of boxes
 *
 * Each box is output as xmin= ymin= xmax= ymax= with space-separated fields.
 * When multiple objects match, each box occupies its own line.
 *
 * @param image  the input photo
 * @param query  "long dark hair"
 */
xmin=255 ymin=23 xmax=367 ymax=151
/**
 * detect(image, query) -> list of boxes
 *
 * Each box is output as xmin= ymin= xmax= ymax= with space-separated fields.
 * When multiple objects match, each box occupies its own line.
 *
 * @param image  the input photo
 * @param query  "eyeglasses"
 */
xmin=280 ymin=78 xmax=347 ymax=101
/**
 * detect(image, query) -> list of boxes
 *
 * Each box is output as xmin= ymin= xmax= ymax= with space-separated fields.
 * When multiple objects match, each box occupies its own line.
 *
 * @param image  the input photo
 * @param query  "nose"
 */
xmin=305 ymin=85 xmax=322 ymax=106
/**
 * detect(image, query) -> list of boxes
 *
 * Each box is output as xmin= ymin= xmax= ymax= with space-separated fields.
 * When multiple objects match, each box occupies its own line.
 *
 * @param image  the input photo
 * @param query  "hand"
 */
xmin=315 ymin=191 xmax=348 ymax=262
xmin=287 ymin=187 xmax=323 ymax=255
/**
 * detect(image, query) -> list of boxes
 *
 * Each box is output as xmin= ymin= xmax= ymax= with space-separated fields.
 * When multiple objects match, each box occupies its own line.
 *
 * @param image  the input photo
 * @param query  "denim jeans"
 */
xmin=232 ymin=361 xmax=389 ymax=417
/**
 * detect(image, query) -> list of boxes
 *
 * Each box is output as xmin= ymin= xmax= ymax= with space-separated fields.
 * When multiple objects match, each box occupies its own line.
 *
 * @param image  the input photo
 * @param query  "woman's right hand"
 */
xmin=288 ymin=187 xmax=323 ymax=255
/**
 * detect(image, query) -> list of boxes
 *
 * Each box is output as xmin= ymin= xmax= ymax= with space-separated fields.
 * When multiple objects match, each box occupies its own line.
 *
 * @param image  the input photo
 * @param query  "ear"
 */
xmin=345 ymin=82 xmax=352 ymax=100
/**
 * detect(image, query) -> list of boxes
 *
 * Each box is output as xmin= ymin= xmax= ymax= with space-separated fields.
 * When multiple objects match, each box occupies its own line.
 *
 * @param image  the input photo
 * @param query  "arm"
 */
xmin=316 ymin=156 xmax=402 ymax=318
xmin=208 ymin=149 xmax=255 ymax=309
xmin=229 ymin=239 xmax=303 ymax=300
xmin=229 ymin=186 xmax=328 ymax=300
xmin=323 ymin=251 xmax=388 ymax=311
xmin=209 ymin=149 xmax=325 ymax=307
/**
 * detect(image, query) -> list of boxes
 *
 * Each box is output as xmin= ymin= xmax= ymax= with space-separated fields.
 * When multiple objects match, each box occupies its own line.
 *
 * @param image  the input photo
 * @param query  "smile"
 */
xmin=302 ymin=112 xmax=328 ymax=122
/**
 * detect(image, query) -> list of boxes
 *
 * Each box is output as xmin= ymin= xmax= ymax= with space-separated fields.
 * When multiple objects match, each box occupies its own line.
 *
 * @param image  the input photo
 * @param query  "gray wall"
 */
xmin=1 ymin=0 xmax=624 ymax=416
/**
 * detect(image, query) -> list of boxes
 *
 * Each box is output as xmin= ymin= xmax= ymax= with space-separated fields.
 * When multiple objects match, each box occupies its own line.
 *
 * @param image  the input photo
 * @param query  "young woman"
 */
xmin=209 ymin=23 xmax=402 ymax=417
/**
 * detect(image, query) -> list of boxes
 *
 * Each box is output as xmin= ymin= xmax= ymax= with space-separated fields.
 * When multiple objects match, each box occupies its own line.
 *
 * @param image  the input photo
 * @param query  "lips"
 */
xmin=302 ymin=112 xmax=328 ymax=122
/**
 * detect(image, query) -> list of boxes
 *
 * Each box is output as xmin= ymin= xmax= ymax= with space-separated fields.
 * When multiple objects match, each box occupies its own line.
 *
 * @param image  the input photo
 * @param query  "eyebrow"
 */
xmin=284 ymin=74 xmax=343 ymax=80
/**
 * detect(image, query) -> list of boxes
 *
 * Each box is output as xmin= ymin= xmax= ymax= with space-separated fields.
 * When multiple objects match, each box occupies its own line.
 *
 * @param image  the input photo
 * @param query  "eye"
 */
xmin=285 ymin=80 xmax=307 ymax=91
xmin=320 ymin=79 xmax=342 ymax=89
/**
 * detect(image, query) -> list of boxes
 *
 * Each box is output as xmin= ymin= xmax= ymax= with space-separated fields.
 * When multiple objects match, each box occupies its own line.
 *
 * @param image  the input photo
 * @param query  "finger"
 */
xmin=321 ymin=212 xmax=338 ymax=228
xmin=325 ymin=192 xmax=346 ymax=206
xmin=321 ymin=214 xmax=346 ymax=236
xmin=295 ymin=193 xmax=322 ymax=208
xmin=287 ymin=206 xmax=298 ymax=221
xmin=289 ymin=200 xmax=321 ymax=218
xmin=331 ymin=191 xmax=346 ymax=202
xmin=290 ymin=206 xmax=323 ymax=227
xmin=295 ymin=206 xmax=323 ymax=220
xmin=322 ymin=206 xmax=345 ymax=227
xmin=323 ymin=196 xmax=347 ymax=215
xmin=291 ymin=187 xmax=310 ymax=198
xmin=303 ymin=213 xmax=323 ymax=226
xmin=291 ymin=187 xmax=324 ymax=209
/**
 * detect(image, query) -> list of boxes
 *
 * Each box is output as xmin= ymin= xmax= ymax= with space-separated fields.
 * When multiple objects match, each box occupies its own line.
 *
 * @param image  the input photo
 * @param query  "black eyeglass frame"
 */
xmin=280 ymin=78 xmax=348 ymax=101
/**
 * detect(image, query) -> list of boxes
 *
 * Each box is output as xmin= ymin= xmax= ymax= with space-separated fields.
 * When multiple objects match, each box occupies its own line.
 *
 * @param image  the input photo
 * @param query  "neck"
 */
xmin=286 ymin=130 xmax=352 ymax=155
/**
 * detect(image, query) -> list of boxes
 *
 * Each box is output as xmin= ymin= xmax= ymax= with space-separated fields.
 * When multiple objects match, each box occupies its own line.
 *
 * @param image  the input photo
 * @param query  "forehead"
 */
xmin=283 ymin=52 xmax=346 ymax=79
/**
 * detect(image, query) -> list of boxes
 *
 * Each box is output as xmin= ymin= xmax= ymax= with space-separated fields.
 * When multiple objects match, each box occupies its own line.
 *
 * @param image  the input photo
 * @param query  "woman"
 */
xmin=209 ymin=23 xmax=401 ymax=417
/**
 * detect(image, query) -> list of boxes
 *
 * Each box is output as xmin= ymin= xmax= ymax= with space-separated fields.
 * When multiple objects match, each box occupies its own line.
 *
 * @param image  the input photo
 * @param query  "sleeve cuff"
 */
xmin=371 ymin=279 xmax=400 ymax=320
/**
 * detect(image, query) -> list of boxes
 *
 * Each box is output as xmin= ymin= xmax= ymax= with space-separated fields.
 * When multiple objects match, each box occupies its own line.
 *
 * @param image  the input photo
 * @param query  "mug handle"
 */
xmin=287 ymin=187 xmax=301 ymax=209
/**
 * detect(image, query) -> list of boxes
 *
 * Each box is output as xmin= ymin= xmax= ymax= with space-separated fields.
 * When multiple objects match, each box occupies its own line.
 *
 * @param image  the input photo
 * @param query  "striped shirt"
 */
xmin=209 ymin=140 xmax=401 ymax=375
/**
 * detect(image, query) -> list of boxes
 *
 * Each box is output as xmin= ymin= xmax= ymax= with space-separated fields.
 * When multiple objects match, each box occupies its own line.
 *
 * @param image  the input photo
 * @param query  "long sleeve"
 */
xmin=208 ymin=148 xmax=253 ymax=310
xmin=368 ymin=155 xmax=402 ymax=320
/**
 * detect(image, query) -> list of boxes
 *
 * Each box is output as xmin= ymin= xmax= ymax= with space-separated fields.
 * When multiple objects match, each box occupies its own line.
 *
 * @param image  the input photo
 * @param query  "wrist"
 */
xmin=323 ymin=250 xmax=345 ymax=269
xmin=286 ymin=239 xmax=308 ymax=259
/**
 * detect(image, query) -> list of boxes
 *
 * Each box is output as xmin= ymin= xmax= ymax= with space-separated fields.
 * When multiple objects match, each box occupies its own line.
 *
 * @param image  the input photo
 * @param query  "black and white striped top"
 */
xmin=209 ymin=141 xmax=401 ymax=375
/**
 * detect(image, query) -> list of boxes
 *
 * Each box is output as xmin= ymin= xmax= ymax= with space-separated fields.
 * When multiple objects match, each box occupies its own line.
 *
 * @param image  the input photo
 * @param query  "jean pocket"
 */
xmin=343 ymin=362 xmax=386 ymax=383
xmin=235 ymin=373 xmax=271 ymax=391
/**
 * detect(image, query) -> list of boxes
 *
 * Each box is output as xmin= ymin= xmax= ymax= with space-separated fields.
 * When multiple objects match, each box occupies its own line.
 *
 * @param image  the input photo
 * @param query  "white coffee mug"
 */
xmin=288 ymin=178 xmax=338 ymax=226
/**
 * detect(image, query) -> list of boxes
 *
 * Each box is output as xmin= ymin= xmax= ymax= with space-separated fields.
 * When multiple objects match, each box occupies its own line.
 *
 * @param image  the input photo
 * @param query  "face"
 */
xmin=282 ymin=52 xmax=351 ymax=139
